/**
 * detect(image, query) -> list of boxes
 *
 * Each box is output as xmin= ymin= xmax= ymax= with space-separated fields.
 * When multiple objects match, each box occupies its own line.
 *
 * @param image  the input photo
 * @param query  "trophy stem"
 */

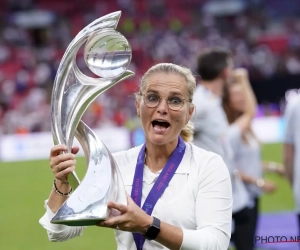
xmin=68 ymin=172 xmax=80 ymax=190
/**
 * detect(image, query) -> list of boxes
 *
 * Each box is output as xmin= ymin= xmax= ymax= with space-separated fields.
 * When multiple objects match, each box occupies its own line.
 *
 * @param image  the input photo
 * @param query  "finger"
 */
xmin=55 ymin=165 xmax=75 ymax=179
xmin=97 ymin=223 xmax=120 ymax=230
xmin=107 ymin=201 xmax=128 ymax=213
xmin=71 ymin=146 xmax=80 ymax=154
xmin=97 ymin=215 xmax=124 ymax=227
xmin=96 ymin=222 xmax=111 ymax=228
xmin=53 ymin=159 xmax=76 ymax=172
xmin=50 ymin=145 xmax=68 ymax=157
xmin=50 ymin=153 xmax=76 ymax=168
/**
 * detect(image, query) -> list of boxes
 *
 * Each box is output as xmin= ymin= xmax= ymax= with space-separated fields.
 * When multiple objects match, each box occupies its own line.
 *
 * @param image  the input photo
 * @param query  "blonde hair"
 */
xmin=135 ymin=63 xmax=196 ymax=142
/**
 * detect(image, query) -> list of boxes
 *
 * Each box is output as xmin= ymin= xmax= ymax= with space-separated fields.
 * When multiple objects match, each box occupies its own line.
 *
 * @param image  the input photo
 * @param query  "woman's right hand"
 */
xmin=49 ymin=145 xmax=79 ymax=183
xmin=262 ymin=180 xmax=276 ymax=193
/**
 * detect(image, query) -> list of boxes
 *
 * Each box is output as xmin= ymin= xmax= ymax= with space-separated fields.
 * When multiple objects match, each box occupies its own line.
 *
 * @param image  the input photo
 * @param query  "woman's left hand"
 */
xmin=97 ymin=194 xmax=152 ymax=233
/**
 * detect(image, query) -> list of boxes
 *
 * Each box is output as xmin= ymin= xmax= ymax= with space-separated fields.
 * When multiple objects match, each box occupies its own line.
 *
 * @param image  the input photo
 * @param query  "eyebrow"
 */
xmin=146 ymin=89 xmax=184 ymax=96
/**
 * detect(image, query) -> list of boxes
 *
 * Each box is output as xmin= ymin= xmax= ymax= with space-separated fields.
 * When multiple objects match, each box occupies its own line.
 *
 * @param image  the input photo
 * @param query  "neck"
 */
xmin=144 ymin=138 xmax=178 ymax=173
xmin=200 ymin=79 xmax=224 ymax=97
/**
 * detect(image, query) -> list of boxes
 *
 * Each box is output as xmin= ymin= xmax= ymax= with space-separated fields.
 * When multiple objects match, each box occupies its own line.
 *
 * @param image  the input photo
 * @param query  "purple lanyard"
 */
xmin=130 ymin=136 xmax=186 ymax=250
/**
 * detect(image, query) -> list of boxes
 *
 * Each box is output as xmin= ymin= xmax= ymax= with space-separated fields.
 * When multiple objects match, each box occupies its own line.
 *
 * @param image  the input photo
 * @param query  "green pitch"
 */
xmin=0 ymin=143 xmax=294 ymax=250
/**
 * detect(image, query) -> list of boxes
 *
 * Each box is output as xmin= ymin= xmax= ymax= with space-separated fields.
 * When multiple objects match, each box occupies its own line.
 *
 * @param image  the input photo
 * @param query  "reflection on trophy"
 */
xmin=50 ymin=11 xmax=134 ymax=226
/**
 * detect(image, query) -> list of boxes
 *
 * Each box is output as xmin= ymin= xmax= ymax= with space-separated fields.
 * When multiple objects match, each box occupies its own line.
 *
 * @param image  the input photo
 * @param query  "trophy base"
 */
xmin=51 ymin=218 xmax=106 ymax=227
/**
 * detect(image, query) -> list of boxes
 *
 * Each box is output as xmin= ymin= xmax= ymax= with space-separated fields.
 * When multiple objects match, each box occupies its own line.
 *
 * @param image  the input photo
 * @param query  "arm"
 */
xmin=100 ymin=154 xmax=232 ymax=250
xmin=237 ymin=171 xmax=276 ymax=193
xmin=180 ymin=155 xmax=232 ymax=249
xmin=39 ymin=145 xmax=85 ymax=242
xmin=47 ymin=145 xmax=78 ymax=213
xmin=261 ymin=161 xmax=285 ymax=176
xmin=227 ymin=125 xmax=276 ymax=193
xmin=232 ymin=68 xmax=257 ymax=133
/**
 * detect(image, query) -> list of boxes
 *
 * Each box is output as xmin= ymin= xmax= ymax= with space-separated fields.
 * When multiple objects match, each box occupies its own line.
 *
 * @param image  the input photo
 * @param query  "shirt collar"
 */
xmin=175 ymin=142 xmax=191 ymax=174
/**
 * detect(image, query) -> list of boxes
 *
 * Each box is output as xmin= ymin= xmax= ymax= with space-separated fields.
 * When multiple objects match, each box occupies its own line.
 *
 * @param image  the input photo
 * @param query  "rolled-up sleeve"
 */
xmin=39 ymin=200 xmax=85 ymax=242
xmin=180 ymin=155 xmax=232 ymax=250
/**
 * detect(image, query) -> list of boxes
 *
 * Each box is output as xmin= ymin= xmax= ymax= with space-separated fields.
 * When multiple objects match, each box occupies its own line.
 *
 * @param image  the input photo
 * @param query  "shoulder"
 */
xmin=193 ymin=86 xmax=222 ymax=122
xmin=112 ymin=145 xmax=143 ymax=185
xmin=112 ymin=145 xmax=143 ymax=166
xmin=284 ymin=97 xmax=300 ymax=127
xmin=185 ymin=143 xmax=231 ymax=192
xmin=188 ymin=142 xmax=217 ymax=159
xmin=286 ymin=96 xmax=300 ymax=115
xmin=194 ymin=85 xmax=215 ymax=104
xmin=188 ymin=143 xmax=229 ymax=174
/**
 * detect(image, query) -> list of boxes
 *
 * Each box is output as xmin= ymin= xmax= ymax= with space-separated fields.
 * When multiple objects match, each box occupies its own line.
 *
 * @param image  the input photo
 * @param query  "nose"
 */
xmin=156 ymin=98 xmax=168 ymax=114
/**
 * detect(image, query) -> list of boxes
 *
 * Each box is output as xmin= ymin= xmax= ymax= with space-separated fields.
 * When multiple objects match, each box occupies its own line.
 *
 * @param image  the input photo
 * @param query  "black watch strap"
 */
xmin=143 ymin=217 xmax=161 ymax=240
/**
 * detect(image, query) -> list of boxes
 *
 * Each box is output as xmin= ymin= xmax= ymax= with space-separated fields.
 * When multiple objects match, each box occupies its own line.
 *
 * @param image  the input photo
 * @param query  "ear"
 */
xmin=187 ymin=104 xmax=194 ymax=121
xmin=136 ymin=100 xmax=141 ymax=117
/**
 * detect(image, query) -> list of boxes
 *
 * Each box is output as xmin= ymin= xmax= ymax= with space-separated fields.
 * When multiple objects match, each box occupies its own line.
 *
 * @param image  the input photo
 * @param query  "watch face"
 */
xmin=144 ymin=225 xmax=160 ymax=240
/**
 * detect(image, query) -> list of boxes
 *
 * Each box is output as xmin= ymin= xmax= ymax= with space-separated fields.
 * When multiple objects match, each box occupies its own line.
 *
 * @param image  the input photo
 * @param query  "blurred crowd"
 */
xmin=0 ymin=0 xmax=300 ymax=134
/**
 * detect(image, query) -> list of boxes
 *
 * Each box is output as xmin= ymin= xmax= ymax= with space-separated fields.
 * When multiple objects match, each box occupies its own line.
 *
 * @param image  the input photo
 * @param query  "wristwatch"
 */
xmin=256 ymin=178 xmax=265 ymax=188
xmin=143 ymin=217 xmax=161 ymax=240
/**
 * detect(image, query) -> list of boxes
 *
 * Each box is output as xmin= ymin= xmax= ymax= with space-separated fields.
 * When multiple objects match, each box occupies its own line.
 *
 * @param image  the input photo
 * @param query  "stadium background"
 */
xmin=0 ymin=0 xmax=299 ymax=249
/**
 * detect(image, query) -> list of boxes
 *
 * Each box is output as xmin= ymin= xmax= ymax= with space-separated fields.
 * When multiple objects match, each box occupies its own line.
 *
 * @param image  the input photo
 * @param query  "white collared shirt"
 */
xmin=39 ymin=142 xmax=232 ymax=250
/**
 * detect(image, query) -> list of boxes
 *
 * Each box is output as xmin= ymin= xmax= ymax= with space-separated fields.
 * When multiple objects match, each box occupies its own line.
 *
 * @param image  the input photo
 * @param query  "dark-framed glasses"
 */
xmin=142 ymin=93 xmax=187 ymax=111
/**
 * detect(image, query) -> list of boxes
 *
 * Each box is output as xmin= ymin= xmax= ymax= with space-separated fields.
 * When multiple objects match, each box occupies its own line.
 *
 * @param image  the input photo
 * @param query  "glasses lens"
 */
xmin=168 ymin=96 xmax=184 ymax=110
xmin=144 ymin=93 xmax=159 ymax=108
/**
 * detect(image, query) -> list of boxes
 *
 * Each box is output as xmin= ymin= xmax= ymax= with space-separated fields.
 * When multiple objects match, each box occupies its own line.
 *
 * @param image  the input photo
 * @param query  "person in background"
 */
xmin=193 ymin=47 xmax=251 ymax=250
xmin=223 ymin=68 xmax=281 ymax=250
xmin=39 ymin=63 xmax=233 ymax=250
xmin=284 ymin=95 xmax=300 ymax=238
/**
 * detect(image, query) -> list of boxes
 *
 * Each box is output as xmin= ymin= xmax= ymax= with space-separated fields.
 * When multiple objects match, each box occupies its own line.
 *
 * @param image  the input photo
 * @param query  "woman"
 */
xmin=39 ymin=63 xmax=233 ymax=250
xmin=223 ymin=68 xmax=279 ymax=250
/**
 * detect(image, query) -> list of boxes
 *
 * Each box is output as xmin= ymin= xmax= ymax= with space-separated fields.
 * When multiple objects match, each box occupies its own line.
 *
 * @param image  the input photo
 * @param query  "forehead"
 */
xmin=145 ymin=72 xmax=188 ymax=95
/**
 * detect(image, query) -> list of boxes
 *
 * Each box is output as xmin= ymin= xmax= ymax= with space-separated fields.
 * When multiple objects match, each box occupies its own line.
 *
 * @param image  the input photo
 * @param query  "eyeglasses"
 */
xmin=142 ymin=93 xmax=187 ymax=111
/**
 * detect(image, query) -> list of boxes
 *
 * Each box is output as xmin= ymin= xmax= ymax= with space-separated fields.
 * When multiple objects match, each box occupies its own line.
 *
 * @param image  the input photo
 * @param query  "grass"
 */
xmin=0 ymin=157 xmax=116 ymax=250
xmin=0 ymin=143 xmax=294 ymax=249
xmin=260 ymin=143 xmax=294 ymax=212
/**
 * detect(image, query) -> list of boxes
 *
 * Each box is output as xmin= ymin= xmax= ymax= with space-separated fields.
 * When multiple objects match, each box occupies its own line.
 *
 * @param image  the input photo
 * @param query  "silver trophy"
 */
xmin=50 ymin=11 xmax=134 ymax=226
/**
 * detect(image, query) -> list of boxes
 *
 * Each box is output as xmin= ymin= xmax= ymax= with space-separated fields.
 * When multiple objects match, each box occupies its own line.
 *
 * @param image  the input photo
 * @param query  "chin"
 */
xmin=151 ymin=137 xmax=168 ymax=145
xmin=148 ymin=132 xmax=180 ymax=147
xmin=148 ymin=134 xmax=169 ymax=145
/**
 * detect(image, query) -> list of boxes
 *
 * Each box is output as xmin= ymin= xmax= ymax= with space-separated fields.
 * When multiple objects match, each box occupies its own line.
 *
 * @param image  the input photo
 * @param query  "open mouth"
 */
xmin=152 ymin=120 xmax=170 ymax=130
